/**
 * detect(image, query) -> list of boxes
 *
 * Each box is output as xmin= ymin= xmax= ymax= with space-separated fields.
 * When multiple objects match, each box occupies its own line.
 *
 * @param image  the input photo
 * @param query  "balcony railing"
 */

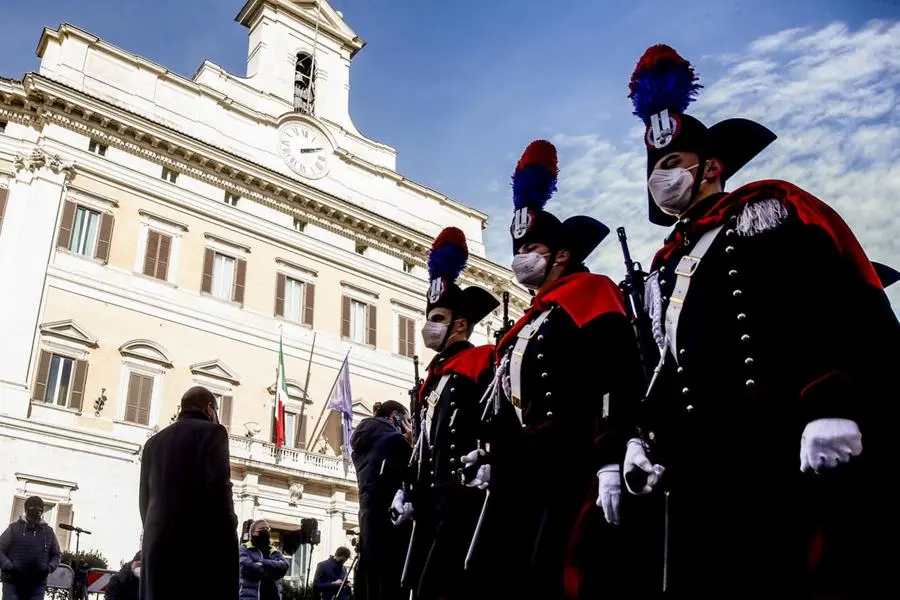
xmin=229 ymin=435 xmax=356 ymax=482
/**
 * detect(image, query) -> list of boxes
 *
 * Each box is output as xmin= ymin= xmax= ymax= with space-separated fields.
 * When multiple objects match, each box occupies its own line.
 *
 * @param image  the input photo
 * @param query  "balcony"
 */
xmin=229 ymin=435 xmax=356 ymax=483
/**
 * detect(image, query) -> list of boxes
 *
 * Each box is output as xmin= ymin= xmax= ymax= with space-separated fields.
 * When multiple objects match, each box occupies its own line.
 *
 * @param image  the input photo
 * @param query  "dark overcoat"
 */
xmin=139 ymin=409 xmax=239 ymax=600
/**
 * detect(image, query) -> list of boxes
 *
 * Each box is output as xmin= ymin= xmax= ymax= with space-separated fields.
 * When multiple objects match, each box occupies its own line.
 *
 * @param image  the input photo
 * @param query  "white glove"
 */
xmin=390 ymin=489 xmax=413 ymax=525
xmin=461 ymin=449 xmax=491 ymax=489
xmin=800 ymin=418 xmax=863 ymax=473
xmin=623 ymin=438 xmax=665 ymax=495
xmin=596 ymin=464 xmax=620 ymax=525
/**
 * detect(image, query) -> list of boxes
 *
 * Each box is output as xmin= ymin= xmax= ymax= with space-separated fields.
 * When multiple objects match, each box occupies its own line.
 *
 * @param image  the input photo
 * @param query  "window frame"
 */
xmin=116 ymin=359 xmax=165 ymax=429
xmin=134 ymin=211 xmax=185 ymax=285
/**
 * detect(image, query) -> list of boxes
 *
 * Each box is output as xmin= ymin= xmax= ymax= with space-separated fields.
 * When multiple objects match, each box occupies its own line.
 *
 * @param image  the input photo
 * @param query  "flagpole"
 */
xmin=297 ymin=331 xmax=317 ymax=448
xmin=307 ymin=349 xmax=351 ymax=450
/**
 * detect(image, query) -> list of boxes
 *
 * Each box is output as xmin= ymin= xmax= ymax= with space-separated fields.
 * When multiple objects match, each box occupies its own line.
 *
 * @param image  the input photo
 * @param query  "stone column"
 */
xmin=0 ymin=149 xmax=74 ymax=418
xmin=326 ymin=489 xmax=347 ymax=554
xmin=237 ymin=471 xmax=260 ymax=527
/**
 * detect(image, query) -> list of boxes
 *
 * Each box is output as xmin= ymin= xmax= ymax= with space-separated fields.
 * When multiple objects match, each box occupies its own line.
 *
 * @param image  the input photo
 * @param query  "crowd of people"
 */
xmin=0 ymin=42 xmax=896 ymax=600
xmin=347 ymin=44 xmax=899 ymax=600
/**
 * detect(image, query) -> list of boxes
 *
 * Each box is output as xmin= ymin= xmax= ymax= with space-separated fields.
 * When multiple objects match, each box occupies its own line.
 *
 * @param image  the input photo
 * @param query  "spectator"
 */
xmin=313 ymin=547 xmax=351 ymax=600
xmin=106 ymin=551 xmax=140 ymax=600
xmin=139 ymin=386 xmax=239 ymax=600
xmin=240 ymin=520 xmax=289 ymax=600
xmin=0 ymin=496 xmax=61 ymax=600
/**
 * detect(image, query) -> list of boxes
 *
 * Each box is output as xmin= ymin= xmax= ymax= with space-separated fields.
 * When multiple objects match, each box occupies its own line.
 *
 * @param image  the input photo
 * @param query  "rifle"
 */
xmin=617 ymin=227 xmax=652 ymax=384
xmin=493 ymin=291 xmax=513 ymax=344
xmin=400 ymin=355 xmax=425 ymax=592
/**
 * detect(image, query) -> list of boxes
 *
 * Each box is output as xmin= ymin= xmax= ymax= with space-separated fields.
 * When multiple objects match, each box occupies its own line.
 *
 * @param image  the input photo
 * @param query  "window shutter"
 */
xmin=156 ymin=234 xmax=171 ymax=280
xmin=220 ymin=395 xmax=233 ymax=431
xmin=0 ymin=188 xmax=8 ymax=234
xmin=55 ymin=504 xmax=73 ymax=551
xmin=9 ymin=497 xmax=25 ymax=523
xmin=125 ymin=372 xmax=141 ymax=423
xmin=295 ymin=413 xmax=307 ymax=449
xmin=233 ymin=258 xmax=247 ymax=304
xmin=398 ymin=316 xmax=407 ymax=355
xmin=201 ymin=249 xmax=214 ymax=293
xmin=406 ymin=317 xmax=416 ymax=357
xmin=57 ymin=201 xmax=76 ymax=249
xmin=367 ymin=304 xmax=377 ymax=346
xmin=32 ymin=351 xmax=52 ymax=402
xmin=143 ymin=230 xmax=160 ymax=276
xmin=137 ymin=375 xmax=153 ymax=426
xmin=302 ymin=282 xmax=315 ymax=326
xmin=69 ymin=359 xmax=89 ymax=412
xmin=275 ymin=273 xmax=286 ymax=317
xmin=95 ymin=213 xmax=114 ymax=262
xmin=341 ymin=296 xmax=351 ymax=338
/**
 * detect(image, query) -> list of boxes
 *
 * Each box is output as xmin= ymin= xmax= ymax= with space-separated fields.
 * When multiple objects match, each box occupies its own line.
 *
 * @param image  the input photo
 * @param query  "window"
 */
xmin=215 ymin=394 xmax=233 ymax=432
xmin=88 ymin=139 xmax=107 ymax=156
xmin=342 ymin=296 xmax=376 ymax=346
xmin=201 ymin=249 xmax=247 ymax=304
xmin=402 ymin=261 xmax=414 ymax=274
xmin=272 ymin=408 xmax=307 ymax=448
xmin=124 ymin=372 xmax=153 ymax=426
xmin=161 ymin=167 xmax=178 ymax=183
xmin=31 ymin=351 xmax=88 ymax=411
xmin=0 ymin=188 xmax=8 ymax=235
xmin=293 ymin=218 xmax=307 ymax=233
xmin=0 ymin=121 xmax=6 ymax=134
xmin=57 ymin=201 xmax=114 ymax=262
xmin=142 ymin=230 xmax=172 ymax=281
xmin=9 ymin=496 xmax=74 ymax=550
xmin=398 ymin=315 xmax=416 ymax=358
xmin=355 ymin=243 xmax=367 ymax=255
xmin=275 ymin=273 xmax=315 ymax=325
xmin=224 ymin=191 xmax=240 ymax=207
xmin=294 ymin=53 xmax=315 ymax=114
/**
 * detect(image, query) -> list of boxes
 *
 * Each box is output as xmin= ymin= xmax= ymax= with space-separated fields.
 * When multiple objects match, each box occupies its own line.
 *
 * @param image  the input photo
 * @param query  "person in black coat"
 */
xmin=350 ymin=401 xmax=412 ymax=600
xmin=463 ymin=140 xmax=646 ymax=600
xmin=391 ymin=226 xmax=498 ymax=600
xmin=139 ymin=386 xmax=239 ymax=600
xmin=105 ymin=551 xmax=140 ymax=600
xmin=622 ymin=44 xmax=900 ymax=598
xmin=0 ymin=496 xmax=61 ymax=600
xmin=313 ymin=547 xmax=351 ymax=600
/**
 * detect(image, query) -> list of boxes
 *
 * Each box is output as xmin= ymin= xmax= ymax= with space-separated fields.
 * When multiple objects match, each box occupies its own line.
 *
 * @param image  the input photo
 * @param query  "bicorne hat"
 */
xmin=629 ymin=44 xmax=778 ymax=226
xmin=509 ymin=140 xmax=610 ymax=265
xmin=426 ymin=227 xmax=499 ymax=325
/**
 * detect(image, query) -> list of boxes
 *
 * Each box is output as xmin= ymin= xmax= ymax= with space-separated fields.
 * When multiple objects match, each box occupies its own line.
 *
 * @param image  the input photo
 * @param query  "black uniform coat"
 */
xmin=638 ymin=180 xmax=899 ymax=598
xmin=139 ymin=410 xmax=238 ymax=600
xmin=410 ymin=340 xmax=493 ymax=600
xmin=474 ymin=271 xmax=645 ymax=600
xmin=350 ymin=416 xmax=413 ymax=600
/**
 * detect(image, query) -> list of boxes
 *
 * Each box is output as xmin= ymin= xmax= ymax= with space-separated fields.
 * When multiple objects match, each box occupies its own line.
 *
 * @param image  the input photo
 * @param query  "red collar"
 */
xmin=418 ymin=344 xmax=495 ymax=405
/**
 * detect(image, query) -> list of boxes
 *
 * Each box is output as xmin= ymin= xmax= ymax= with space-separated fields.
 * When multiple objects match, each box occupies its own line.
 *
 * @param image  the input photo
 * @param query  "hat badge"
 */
xmin=645 ymin=109 xmax=679 ymax=149
xmin=511 ymin=208 xmax=532 ymax=239
xmin=428 ymin=278 xmax=444 ymax=304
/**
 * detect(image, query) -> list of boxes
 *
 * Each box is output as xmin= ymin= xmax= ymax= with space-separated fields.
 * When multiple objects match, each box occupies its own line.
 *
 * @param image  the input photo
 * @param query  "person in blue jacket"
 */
xmin=240 ymin=520 xmax=290 ymax=600
xmin=313 ymin=547 xmax=351 ymax=600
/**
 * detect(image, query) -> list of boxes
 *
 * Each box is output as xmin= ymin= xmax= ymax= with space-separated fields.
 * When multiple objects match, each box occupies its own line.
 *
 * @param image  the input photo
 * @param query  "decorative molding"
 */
xmin=204 ymin=233 xmax=251 ymax=254
xmin=390 ymin=299 xmax=424 ymax=315
xmin=67 ymin=185 xmax=120 ymax=209
xmin=351 ymin=400 xmax=372 ymax=417
xmin=275 ymin=258 xmax=318 ymax=278
xmin=340 ymin=281 xmax=379 ymax=301
xmin=138 ymin=209 xmax=189 ymax=232
xmin=39 ymin=319 xmax=99 ymax=348
xmin=14 ymin=473 xmax=79 ymax=491
xmin=288 ymin=482 xmax=304 ymax=506
xmin=189 ymin=359 xmax=241 ymax=385
xmin=14 ymin=148 xmax=75 ymax=180
xmin=267 ymin=379 xmax=312 ymax=404
xmin=118 ymin=339 xmax=173 ymax=368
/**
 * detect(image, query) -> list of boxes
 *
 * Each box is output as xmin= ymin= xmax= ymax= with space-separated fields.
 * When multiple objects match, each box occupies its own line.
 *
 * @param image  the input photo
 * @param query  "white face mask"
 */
xmin=648 ymin=164 xmax=698 ymax=216
xmin=421 ymin=321 xmax=448 ymax=350
xmin=133 ymin=567 xmax=141 ymax=578
xmin=512 ymin=252 xmax=550 ymax=290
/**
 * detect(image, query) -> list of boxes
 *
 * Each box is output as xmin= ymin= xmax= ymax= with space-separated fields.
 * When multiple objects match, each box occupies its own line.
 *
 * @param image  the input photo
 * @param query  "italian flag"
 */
xmin=275 ymin=333 xmax=288 ymax=448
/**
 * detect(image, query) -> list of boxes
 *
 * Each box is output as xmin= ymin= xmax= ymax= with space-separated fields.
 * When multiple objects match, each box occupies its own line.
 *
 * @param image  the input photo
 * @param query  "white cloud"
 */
xmin=483 ymin=19 xmax=900 ymax=308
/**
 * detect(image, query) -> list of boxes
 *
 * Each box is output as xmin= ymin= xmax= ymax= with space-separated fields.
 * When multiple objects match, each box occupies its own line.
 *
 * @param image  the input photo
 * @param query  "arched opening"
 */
xmin=294 ymin=53 xmax=316 ymax=114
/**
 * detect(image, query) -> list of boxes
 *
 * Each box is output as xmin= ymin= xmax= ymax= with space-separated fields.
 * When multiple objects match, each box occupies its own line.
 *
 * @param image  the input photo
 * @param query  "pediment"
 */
xmin=267 ymin=378 xmax=312 ymax=403
xmin=237 ymin=1 xmax=363 ymax=52
xmin=190 ymin=359 xmax=241 ymax=385
xmin=352 ymin=400 xmax=371 ymax=416
xmin=119 ymin=339 xmax=173 ymax=368
xmin=39 ymin=320 xmax=99 ymax=348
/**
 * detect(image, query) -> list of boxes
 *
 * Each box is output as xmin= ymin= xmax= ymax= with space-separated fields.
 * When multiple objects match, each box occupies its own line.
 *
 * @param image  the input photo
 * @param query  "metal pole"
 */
xmin=307 ymin=350 xmax=350 ymax=449
xmin=298 ymin=332 xmax=317 ymax=448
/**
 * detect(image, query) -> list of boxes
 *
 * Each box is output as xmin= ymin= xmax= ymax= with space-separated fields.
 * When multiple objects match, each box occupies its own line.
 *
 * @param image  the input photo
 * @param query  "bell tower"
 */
xmin=236 ymin=0 xmax=365 ymax=129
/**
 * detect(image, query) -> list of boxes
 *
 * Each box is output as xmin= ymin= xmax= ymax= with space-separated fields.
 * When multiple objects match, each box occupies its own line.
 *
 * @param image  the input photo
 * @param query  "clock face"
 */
xmin=278 ymin=124 xmax=332 ymax=180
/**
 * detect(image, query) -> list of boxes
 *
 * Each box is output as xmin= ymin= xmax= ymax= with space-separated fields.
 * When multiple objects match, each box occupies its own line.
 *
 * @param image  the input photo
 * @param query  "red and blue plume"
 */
xmin=428 ymin=227 xmax=469 ymax=283
xmin=629 ymin=44 xmax=702 ymax=124
xmin=512 ymin=140 xmax=558 ymax=211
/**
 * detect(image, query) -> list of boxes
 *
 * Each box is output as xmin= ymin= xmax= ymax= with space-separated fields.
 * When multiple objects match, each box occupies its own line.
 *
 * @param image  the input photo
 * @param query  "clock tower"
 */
xmin=236 ymin=0 xmax=365 ymax=132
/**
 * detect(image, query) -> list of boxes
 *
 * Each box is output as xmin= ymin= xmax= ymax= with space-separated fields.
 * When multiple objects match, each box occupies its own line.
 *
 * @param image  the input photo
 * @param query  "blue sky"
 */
xmin=2 ymin=0 xmax=899 ymax=304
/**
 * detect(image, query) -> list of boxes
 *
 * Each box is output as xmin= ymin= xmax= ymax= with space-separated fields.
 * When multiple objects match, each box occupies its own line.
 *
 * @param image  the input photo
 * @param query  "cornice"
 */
xmin=1 ymin=74 xmax=530 ymax=314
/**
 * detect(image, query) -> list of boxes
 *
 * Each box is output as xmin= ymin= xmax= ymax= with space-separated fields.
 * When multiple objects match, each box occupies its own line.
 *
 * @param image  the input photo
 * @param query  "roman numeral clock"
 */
xmin=278 ymin=121 xmax=333 ymax=180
